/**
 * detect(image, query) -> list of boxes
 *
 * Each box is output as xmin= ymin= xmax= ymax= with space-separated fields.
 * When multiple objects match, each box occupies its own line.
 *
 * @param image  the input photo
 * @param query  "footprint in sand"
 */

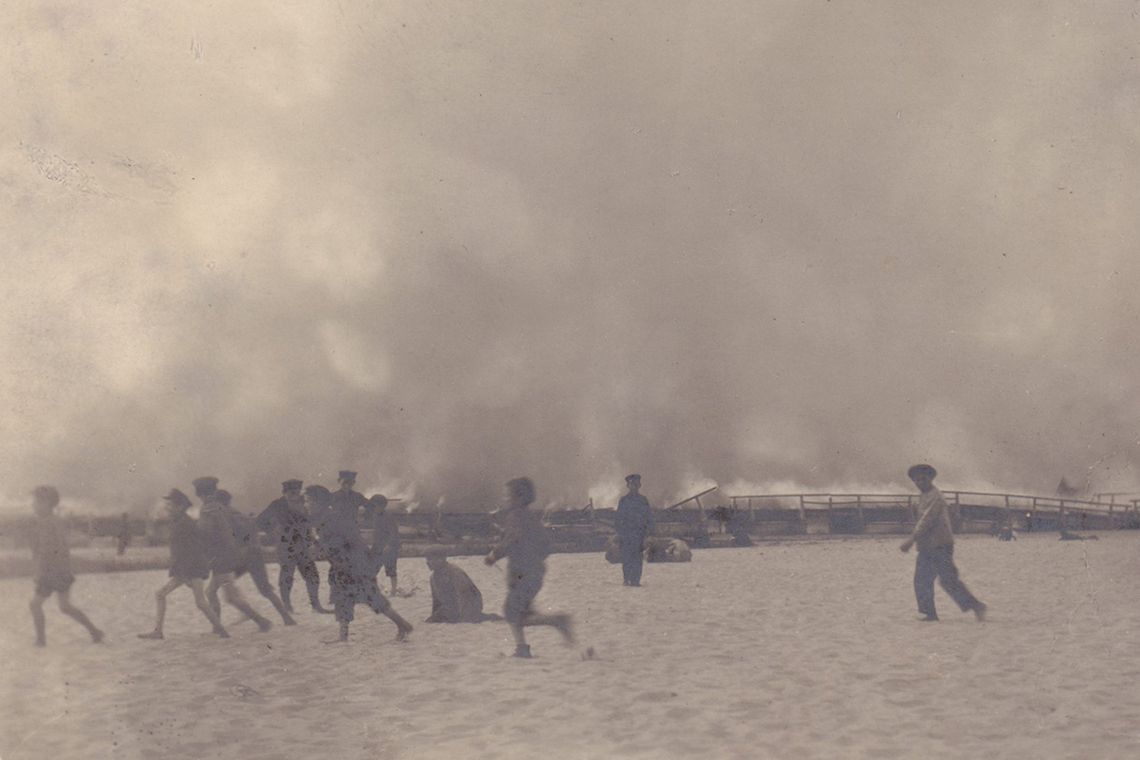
xmin=230 ymin=684 xmax=265 ymax=701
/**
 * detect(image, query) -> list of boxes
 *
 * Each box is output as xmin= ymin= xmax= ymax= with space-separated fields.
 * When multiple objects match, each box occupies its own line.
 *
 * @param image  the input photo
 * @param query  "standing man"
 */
xmin=616 ymin=474 xmax=655 ymax=587
xmin=194 ymin=477 xmax=273 ymax=633
xmin=256 ymin=479 xmax=330 ymax=614
xmin=899 ymin=464 xmax=987 ymax=622
xmin=368 ymin=494 xmax=401 ymax=596
xmin=27 ymin=486 xmax=104 ymax=647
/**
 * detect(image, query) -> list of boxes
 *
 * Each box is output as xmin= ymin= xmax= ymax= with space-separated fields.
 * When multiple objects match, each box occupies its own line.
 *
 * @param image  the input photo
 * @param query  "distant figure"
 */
xmin=311 ymin=484 xmax=413 ymax=642
xmin=616 ymin=474 xmax=655 ymax=586
xmin=27 ymin=486 xmax=104 ymax=647
xmin=331 ymin=470 xmax=368 ymax=532
xmin=997 ymin=524 xmax=1016 ymax=541
xmin=645 ymin=537 xmax=692 ymax=563
xmin=368 ymin=494 xmax=401 ymax=596
xmin=485 ymin=477 xmax=573 ymax=658
xmin=194 ymin=477 xmax=273 ymax=633
xmin=216 ymin=490 xmax=295 ymax=626
xmin=899 ymin=465 xmax=987 ymax=623
xmin=138 ymin=489 xmax=229 ymax=640
xmin=116 ymin=512 xmax=131 ymax=556
xmin=256 ymin=479 xmax=330 ymax=614
xmin=425 ymin=549 xmax=485 ymax=623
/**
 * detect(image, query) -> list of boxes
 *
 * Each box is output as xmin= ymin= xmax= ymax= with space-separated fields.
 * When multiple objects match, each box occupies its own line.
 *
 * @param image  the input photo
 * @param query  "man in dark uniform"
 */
xmin=194 ymin=477 xmax=273 ymax=633
xmin=256 ymin=479 xmax=330 ymax=614
xmin=616 ymin=474 xmax=655 ymax=587
xmin=138 ymin=489 xmax=229 ymax=639
xmin=216 ymin=489 xmax=295 ymax=625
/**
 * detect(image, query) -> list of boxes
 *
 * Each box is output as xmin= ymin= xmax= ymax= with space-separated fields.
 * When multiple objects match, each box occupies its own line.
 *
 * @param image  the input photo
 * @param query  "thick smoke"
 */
xmin=2 ymin=1 xmax=1139 ymax=515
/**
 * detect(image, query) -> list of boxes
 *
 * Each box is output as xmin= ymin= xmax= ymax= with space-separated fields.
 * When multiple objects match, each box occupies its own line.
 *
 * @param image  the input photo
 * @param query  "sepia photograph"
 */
xmin=2 ymin=2 xmax=1139 ymax=758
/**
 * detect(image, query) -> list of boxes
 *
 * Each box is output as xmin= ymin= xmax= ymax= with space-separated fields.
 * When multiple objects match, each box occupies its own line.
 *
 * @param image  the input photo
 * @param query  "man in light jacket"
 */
xmin=900 ymin=464 xmax=987 ymax=622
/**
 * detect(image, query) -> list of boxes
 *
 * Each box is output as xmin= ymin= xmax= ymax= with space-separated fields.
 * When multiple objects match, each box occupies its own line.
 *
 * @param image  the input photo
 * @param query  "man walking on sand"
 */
xmin=900 ymin=464 xmax=987 ymax=623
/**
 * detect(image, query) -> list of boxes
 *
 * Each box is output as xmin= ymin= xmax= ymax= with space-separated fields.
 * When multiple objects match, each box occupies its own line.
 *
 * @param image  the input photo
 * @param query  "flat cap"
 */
xmin=192 ymin=476 xmax=219 ymax=495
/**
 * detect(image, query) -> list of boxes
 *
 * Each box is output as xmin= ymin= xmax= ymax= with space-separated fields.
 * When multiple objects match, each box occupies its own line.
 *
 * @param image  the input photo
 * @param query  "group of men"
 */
xmin=26 ymin=462 xmax=986 ymax=651
xmin=135 ymin=470 xmax=415 ymax=642
xmin=28 ymin=470 xmax=573 ymax=655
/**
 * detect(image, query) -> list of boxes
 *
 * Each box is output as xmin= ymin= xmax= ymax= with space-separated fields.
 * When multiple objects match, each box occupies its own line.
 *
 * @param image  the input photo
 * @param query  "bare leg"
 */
xmin=389 ymin=575 xmax=398 ymax=596
xmin=139 ymin=578 xmax=182 ymax=639
xmin=221 ymin=578 xmax=272 ymax=632
xmin=382 ymin=607 xmax=413 ymax=641
xmin=29 ymin=593 xmax=48 ymax=646
xmin=522 ymin=612 xmax=574 ymax=644
xmin=56 ymin=590 xmax=103 ymax=642
xmin=206 ymin=574 xmax=223 ymax=620
xmin=509 ymin=623 xmax=528 ymax=656
xmin=188 ymin=578 xmax=229 ymax=637
xmin=278 ymin=560 xmax=295 ymax=612
xmin=338 ymin=621 xmax=350 ymax=641
xmin=249 ymin=555 xmax=296 ymax=625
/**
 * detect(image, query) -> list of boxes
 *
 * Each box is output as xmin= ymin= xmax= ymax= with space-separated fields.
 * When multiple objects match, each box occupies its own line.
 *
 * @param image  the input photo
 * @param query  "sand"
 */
xmin=1 ymin=533 xmax=1139 ymax=759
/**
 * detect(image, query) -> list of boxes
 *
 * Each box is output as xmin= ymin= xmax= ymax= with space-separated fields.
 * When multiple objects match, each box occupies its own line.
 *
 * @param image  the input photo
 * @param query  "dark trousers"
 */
xmin=619 ymin=533 xmax=645 ymax=585
xmin=914 ymin=545 xmax=980 ymax=618
xmin=279 ymin=552 xmax=322 ymax=609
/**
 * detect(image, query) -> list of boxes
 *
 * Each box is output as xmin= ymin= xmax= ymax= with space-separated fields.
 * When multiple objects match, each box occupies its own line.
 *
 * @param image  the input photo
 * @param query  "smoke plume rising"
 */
xmin=2 ymin=1 xmax=1139 ymax=514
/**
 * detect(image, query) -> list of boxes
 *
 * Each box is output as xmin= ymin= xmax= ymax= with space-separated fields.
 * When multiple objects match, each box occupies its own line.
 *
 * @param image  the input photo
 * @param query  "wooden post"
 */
xmin=1004 ymin=494 xmax=1011 ymax=529
xmin=797 ymin=494 xmax=806 ymax=525
xmin=855 ymin=494 xmax=865 ymax=532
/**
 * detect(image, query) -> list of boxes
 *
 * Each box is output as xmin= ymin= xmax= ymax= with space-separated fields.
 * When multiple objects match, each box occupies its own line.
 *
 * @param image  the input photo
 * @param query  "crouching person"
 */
xmin=425 ymin=549 xmax=484 ymax=623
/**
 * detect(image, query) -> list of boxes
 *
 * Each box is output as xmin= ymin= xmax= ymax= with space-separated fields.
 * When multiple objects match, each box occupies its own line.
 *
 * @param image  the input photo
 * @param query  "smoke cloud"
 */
xmin=3 ymin=1 xmax=1139 ymax=514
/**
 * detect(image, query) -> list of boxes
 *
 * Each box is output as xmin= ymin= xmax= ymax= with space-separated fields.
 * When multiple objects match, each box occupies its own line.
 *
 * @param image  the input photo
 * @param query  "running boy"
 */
xmin=28 ymin=486 xmax=103 ymax=647
xmin=138 ymin=489 xmax=229 ymax=639
xmin=485 ymin=477 xmax=573 ymax=658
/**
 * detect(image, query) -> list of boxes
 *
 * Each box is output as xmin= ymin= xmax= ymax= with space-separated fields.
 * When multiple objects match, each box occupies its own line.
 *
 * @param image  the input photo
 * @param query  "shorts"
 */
xmin=34 ymin=574 xmax=75 ymax=597
xmin=333 ymin=577 xmax=391 ymax=623
xmin=379 ymin=552 xmax=398 ymax=579
xmin=503 ymin=569 xmax=544 ymax=624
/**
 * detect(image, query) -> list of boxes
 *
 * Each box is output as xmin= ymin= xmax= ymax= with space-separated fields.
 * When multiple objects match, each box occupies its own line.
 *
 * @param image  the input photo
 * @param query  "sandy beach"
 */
xmin=1 ymin=533 xmax=1139 ymax=759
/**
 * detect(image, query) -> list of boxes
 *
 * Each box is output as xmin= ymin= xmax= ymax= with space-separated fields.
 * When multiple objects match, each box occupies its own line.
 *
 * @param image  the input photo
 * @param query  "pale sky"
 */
xmin=2 ymin=1 xmax=1138 ymax=513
